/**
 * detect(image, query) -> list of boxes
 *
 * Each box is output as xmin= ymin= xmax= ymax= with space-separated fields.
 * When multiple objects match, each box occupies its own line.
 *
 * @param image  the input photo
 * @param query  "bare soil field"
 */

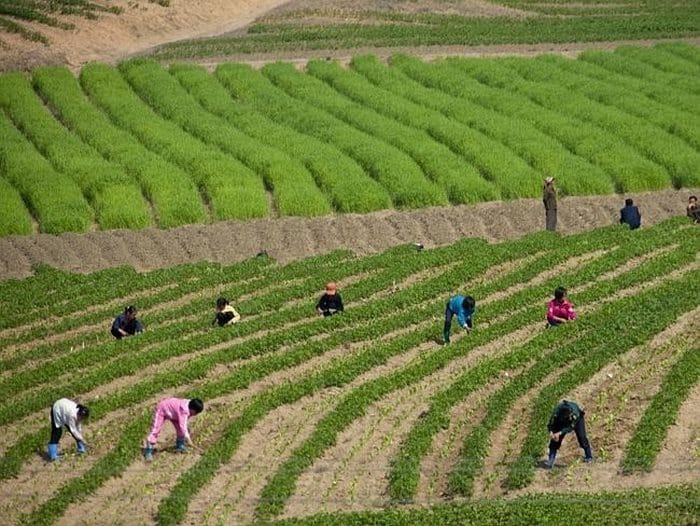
xmin=0 ymin=189 xmax=696 ymax=281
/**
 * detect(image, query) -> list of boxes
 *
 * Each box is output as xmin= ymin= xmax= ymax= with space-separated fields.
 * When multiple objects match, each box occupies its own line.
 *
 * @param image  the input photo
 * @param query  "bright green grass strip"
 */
xmin=272 ymin=484 xmax=699 ymax=526
xmin=169 ymin=63 xmax=392 ymax=213
xmin=120 ymin=59 xmax=332 ymax=217
xmin=622 ymin=340 xmax=700 ymax=472
xmin=0 ymin=176 xmax=32 ymax=235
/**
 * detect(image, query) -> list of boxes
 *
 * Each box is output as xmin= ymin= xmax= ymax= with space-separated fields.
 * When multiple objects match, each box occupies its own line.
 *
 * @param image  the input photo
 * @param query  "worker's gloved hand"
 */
xmin=76 ymin=441 xmax=87 ymax=454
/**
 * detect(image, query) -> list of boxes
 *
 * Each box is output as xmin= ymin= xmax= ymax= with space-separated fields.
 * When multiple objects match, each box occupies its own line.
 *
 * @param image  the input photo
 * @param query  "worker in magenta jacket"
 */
xmin=547 ymin=286 xmax=577 ymax=327
xmin=143 ymin=397 xmax=204 ymax=460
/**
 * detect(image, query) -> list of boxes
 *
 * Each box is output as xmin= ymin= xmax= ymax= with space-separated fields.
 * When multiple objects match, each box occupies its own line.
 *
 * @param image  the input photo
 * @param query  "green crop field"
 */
xmin=0 ymin=219 xmax=698 ymax=525
xmin=0 ymin=42 xmax=699 ymax=235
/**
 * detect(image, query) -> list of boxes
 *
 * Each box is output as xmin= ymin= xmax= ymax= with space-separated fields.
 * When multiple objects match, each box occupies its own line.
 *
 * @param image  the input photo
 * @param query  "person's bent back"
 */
xmin=620 ymin=198 xmax=641 ymax=230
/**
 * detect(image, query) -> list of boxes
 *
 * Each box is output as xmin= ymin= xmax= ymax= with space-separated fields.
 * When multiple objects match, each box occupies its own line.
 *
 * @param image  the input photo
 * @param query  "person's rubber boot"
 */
xmin=47 ymin=443 xmax=59 ymax=461
xmin=584 ymin=446 xmax=593 ymax=464
xmin=443 ymin=329 xmax=450 ymax=345
xmin=76 ymin=441 xmax=87 ymax=455
xmin=143 ymin=444 xmax=154 ymax=461
xmin=175 ymin=438 xmax=187 ymax=453
xmin=546 ymin=450 xmax=556 ymax=469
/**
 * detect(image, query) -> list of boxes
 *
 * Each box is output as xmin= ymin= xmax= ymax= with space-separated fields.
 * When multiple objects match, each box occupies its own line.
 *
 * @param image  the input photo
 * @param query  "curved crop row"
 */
xmin=119 ymin=60 xmax=331 ymax=217
xmin=31 ymin=66 xmax=206 ymax=228
xmin=215 ymin=63 xmax=448 ymax=209
xmin=79 ymin=63 xmax=268 ymax=221
xmin=269 ymin=60 xmax=503 ymax=202
xmin=0 ymin=73 xmax=150 ymax=230
xmin=347 ymin=54 xmax=613 ymax=196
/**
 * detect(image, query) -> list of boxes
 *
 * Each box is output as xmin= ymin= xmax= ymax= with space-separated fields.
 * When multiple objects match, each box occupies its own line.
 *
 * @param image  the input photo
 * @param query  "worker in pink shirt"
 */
xmin=547 ymin=286 xmax=577 ymax=328
xmin=143 ymin=397 xmax=204 ymax=461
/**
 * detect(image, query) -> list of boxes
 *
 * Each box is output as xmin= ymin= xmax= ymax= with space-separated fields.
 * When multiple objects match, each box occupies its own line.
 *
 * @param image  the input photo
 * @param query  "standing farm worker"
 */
xmin=111 ymin=305 xmax=144 ymax=339
xmin=143 ymin=398 xmax=204 ymax=461
xmin=547 ymin=287 xmax=576 ymax=327
xmin=619 ymin=198 xmax=641 ymax=230
xmin=47 ymin=398 xmax=90 ymax=461
xmin=546 ymin=400 xmax=593 ymax=468
xmin=443 ymin=295 xmax=476 ymax=344
xmin=212 ymin=297 xmax=241 ymax=327
xmin=316 ymin=282 xmax=344 ymax=317
xmin=543 ymin=176 xmax=557 ymax=232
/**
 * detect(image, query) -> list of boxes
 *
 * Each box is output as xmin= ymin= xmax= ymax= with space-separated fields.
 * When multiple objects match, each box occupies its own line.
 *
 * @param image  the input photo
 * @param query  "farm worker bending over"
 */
xmin=212 ymin=297 xmax=241 ymax=327
xmin=316 ymin=282 xmax=344 ymax=317
xmin=443 ymin=295 xmax=476 ymax=344
xmin=48 ymin=398 xmax=90 ymax=461
xmin=143 ymin=398 xmax=204 ymax=461
xmin=111 ymin=305 xmax=144 ymax=339
xmin=546 ymin=400 xmax=593 ymax=468
xmin=547 ymin=287 xmax=576 ymax=327
xmin=619 ymin=198 xmax=641 ymax=230
xmin=543 ymin=176 xmax=557 ymax=232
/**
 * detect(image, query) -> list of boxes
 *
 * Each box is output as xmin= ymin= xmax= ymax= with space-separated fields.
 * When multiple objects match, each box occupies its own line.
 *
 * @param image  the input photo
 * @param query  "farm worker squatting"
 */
xmin=212 ymin=297 xmax=241 ymax=327
xmin=47 ymin=398 xmax=90 ymax=461
xmin=111 ymin=305 xmax=144 ymax=339
xmin=619 ymin=198 xmax=641 ymax=230
xmin=443 ymin=295 xmax=476 ymax=344
xmin=316 ymin=282 xmax=344 ymax=317
xmin=546 ymin=400 xmax=593 ymax=468
xmin=143 ymin=397 xmax=204 ymax=461
xmin=547 ymin=287 xmax=576 ymax=327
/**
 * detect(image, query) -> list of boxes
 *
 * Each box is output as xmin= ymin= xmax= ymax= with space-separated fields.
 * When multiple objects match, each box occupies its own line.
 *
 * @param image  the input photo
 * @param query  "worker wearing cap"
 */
xmin=316 ymin=282 xmax=344 ymax=317
xmin=543 ymin=177 xmax=557 ymax=232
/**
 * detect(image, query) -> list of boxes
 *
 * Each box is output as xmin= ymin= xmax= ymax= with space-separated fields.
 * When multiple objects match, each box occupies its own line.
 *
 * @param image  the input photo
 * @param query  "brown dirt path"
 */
xmin=1 ymin=189 xmax=695 ymax=282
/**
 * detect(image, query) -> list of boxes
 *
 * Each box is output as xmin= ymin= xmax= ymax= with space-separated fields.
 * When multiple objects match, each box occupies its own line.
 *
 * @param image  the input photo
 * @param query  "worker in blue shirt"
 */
xmin=443 ymin=294 xmax=475 ymax=344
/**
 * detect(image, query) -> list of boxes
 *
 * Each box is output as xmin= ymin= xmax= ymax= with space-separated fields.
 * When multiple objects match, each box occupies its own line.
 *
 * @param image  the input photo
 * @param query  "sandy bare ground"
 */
xmin=1 ymin=188 xmax=696 ymax=282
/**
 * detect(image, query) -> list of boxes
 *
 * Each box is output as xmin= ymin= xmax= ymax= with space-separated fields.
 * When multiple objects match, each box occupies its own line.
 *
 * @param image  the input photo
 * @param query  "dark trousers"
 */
xmin=549 ymin=414 xmax=592 ymax=458
xmin=546 ymin=209 xmax=557 ymax=231
xmin=49 ymin=408 xmax=78 ymax=445
xmin=443 ymin=303 xmax=472 ymax=339
xmin=111 ymin=319 xmax=142 ymax=339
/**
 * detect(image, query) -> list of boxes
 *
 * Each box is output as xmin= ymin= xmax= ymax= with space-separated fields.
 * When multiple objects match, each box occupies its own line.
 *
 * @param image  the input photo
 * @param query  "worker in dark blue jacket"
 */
xmin=619 ymin=198 xmax=641 ymax=230
xmin=546 ymin=400 xmax=593 ymax=468
xmin=443 ymin=295 xmax=475 ymax=344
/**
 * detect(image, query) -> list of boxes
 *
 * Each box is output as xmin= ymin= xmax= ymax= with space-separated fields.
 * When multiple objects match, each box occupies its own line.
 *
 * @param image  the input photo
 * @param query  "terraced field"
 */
xmin=1 ymin=42 xmax=699 ymax=236
xmin=1 ymin=218 xmax=698 ymax=525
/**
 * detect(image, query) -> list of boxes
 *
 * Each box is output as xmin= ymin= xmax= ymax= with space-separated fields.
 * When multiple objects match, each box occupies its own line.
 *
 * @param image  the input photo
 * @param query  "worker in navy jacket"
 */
xmin=546 ymin=400 xmax=593 ymax=468
xmin=619 ymin=198 xmax=641 ymax=230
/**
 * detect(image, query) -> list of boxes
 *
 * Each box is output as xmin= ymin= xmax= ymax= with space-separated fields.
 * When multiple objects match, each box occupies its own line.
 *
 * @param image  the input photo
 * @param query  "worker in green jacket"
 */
xmin=546 ymin=400 xmax=593 ymax=468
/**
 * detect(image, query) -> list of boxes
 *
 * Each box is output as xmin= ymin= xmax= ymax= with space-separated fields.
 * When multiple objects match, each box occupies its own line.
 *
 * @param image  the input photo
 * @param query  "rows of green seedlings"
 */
xmin=473 ymin=56 xmax=700 ymax=188
xmin=254 ymin=227 xmax=698 ymax=519
xmin=2 ymin=235 xmax=509 ymax=478
xmin=260 ymin=61 xmax=504 ymax=202
xmin=119 ymin=59 xmax=332 ymax=217
xmin=0 ymin=0 xmax=121 ymax=44
xmin=31 ymin=66 xmax=206 ymax=228
xmin=389 ymin=54 xmax=674 ymax=194
xmin=167 ymin=63 xmax=392 ymax=214
xmin=6 ymin=220 xmax=694 ymax=524
xmin=622 ymin=337 xmax=700 ymax=473
xmin=0 ymin=73 xmax=151 ymax=230
xmin=529 ymin=53 xmax=700 ymax=151
xmin=149 ymin=1 xmax=700 ymax=60
xmin=310 ymin=55 xmax=613 ymax=197
xmin=79 ymin=63 xmax=268 ymax=221
xmin=387 ymin=224 xmax=696 ymax=502
xmin=274 ymin=484 xmax=699 ymax=526
xmin=614 ymin=45 xmax=700 ymax=94
xmin=10 ymin=234 xmax=544 ymax=523
xmin=8 ymin=223 xmax=623 ymax=522
xmin=0 ymin=110 xmax=91 ymax=234
xmin=161 ymin=221 xmax=688 ymax=523
xmin=578 ymin=47 xmax=700 ymax=116
xmin=215 ymin=62 xmax=448 ymax=209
